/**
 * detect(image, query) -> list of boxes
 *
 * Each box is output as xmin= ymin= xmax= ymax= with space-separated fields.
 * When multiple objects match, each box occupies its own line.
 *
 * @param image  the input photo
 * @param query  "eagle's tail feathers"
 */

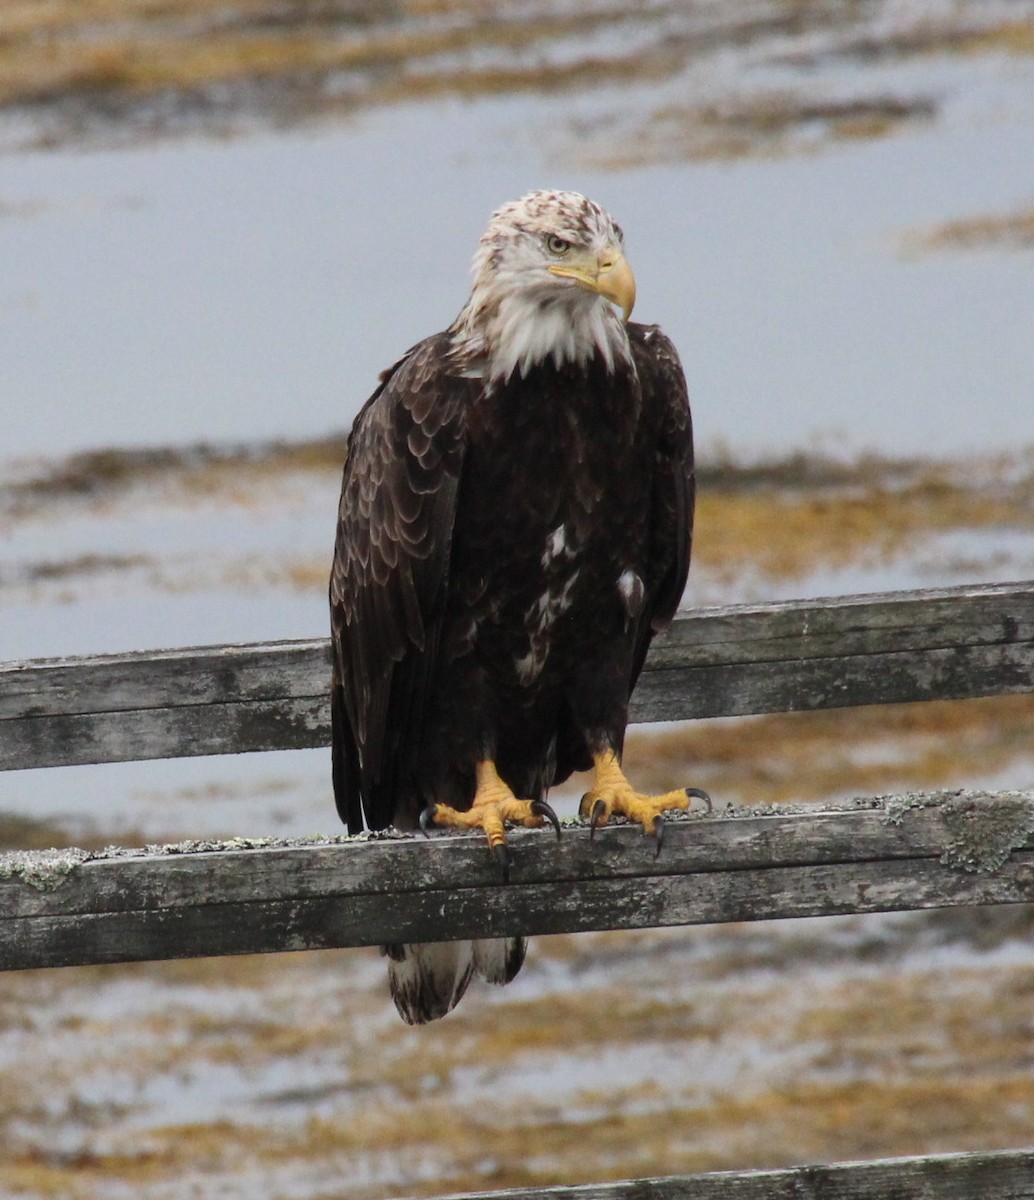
xmin=385 ymin=942 xmax=475 ymax=1025
xmin=473 ymin=936 xmax=527 ymax=985
xmin=384 ymin=937 xmax=526 ymax=1023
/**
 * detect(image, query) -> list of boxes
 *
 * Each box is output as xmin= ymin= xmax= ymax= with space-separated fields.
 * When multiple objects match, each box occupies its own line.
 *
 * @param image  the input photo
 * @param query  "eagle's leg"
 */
xmin=422 ymin=760 xmax=560 ymax=879
xmin=579 ymin=749 xmax=710 ymax=849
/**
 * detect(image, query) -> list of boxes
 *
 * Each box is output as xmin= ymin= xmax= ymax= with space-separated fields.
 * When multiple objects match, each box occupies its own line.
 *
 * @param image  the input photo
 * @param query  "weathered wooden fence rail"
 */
xmin=4 ymin=790 xmax=1034 ymax=972
xmin=440 ymin=1150 xmax=1034 ymax=1199
xmin=2 ymin=579 xmax=1033 ymax=771
xmin=3 ymin=577 xmax=1034 ymax=1198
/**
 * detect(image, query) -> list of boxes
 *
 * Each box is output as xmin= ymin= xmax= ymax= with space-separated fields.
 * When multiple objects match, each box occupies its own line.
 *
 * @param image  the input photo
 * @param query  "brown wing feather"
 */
xmin=629 ymin=322 xmax=694 ymax=679
xmin=329 ymin=333 xmax=469 ymax=832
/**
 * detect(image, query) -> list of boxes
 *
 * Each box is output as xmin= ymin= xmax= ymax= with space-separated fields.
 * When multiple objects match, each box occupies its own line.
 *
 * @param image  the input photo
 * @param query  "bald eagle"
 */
xmin=330 ymin=190 xmax=704 ymax=1024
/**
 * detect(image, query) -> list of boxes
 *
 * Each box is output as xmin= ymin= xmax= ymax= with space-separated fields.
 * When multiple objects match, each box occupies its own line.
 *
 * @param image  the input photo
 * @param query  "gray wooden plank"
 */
xmin=4 ymin=640 xmax=1032 ymax=770
xmin=0 ymin=800 xmax=987 ymax=919
xmin=4 ymin=580 xmax=1031 ymax=719
xmin=0 ymin=695 xmax=328 ymax=770
xmin=631 ymin=642 xmax=1034 ymax=721
xmin=4 ymin=794 xmax=1034 ymax=971
xmin=0 ymin=638 xmax=330 ymax=721
xmin=428 ymin=1149 xmax=1034 ymax=1199
xmin=5 ymin=853 xmax=1034 ymax=971
xmin=2 ymin=580 xmax=1034 ymax=770
xmin=649 ymin=579 xmax=1034 ymax=669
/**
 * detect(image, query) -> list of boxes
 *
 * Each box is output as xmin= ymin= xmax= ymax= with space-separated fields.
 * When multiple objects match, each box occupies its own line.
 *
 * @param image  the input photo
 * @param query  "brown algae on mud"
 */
xmin=693 ymin=449 xmax=1034 ymax=586
xmin=7 ymin=443 xmax=1034 ymax=600
xmin=0 ymin=436 xmax=348 ymax=518
xmin=581 ymin=92 xmax=938 ymax=169
xmin=0 ymin=1 xmax=687 ymax=143
xmin=2 ymin=1 xmax=1032 ymax=159
xmin=5 ymin=930 xmax=1034 ymax=1196
xmin=902 ymin=207 xmax=1034 ymax=256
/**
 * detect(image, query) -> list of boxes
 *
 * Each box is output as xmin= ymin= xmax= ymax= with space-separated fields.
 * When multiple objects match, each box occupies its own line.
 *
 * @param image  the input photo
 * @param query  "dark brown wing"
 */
xmin=329 ymin=333 xmax=470 ymax=833
xmin=628 ymin=322 xmax=694 ymax=681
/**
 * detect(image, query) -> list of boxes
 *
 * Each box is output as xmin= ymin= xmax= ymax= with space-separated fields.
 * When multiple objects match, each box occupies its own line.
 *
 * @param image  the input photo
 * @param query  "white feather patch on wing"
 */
xmin=541 ymin=523 xmax=569 ymax=567
xmin=387 ymin=941 xmax=476 ymax=1025
xmin=617 ymin=568 xmax=646 ymax=623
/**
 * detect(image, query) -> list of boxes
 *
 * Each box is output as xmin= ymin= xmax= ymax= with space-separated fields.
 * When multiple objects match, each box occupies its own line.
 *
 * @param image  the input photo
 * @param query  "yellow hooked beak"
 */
xmin=548 ymin=248 xmax=636 ymax=323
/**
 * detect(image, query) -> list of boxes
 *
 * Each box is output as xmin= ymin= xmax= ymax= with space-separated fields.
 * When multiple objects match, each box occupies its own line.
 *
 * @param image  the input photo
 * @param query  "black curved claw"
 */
xmin=531 ymin=798 xmax=562 ymax=840
xmin=589 ymin=798 xmax=608 ymax=842
xmin=418 ymin=804 xmax=437 ymax=837
xmin=653 ymin=814 xmax=665 ymax=858
xmin=685 ymin=786 xmax=713 ymax=814
xmin=492 ymin=840 xmax=510 ymax=884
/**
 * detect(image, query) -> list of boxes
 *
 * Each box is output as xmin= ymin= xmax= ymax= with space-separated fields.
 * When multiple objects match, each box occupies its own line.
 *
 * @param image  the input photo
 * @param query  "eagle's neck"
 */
xmin=448 ymin=286 xmax=632 ymax=384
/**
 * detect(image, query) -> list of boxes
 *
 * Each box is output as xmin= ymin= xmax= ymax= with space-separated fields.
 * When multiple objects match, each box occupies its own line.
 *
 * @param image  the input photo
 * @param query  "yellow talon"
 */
xmin=423 ymin=761 xmax=559 ymax=873
xmin=579 ymin=749 xmax=709 ymax=838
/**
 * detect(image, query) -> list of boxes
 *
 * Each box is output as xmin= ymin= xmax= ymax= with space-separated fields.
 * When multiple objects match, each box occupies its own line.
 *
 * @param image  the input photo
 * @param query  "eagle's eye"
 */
xmin=545 ymin=234 xmax=571 ymax=256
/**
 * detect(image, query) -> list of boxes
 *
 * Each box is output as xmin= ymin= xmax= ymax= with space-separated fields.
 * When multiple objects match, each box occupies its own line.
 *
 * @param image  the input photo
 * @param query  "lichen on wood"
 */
xmin=0 ymin=847 xmax=91 ymax=891
xmin=882 ymin=788 xmax=1034 ymax=873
